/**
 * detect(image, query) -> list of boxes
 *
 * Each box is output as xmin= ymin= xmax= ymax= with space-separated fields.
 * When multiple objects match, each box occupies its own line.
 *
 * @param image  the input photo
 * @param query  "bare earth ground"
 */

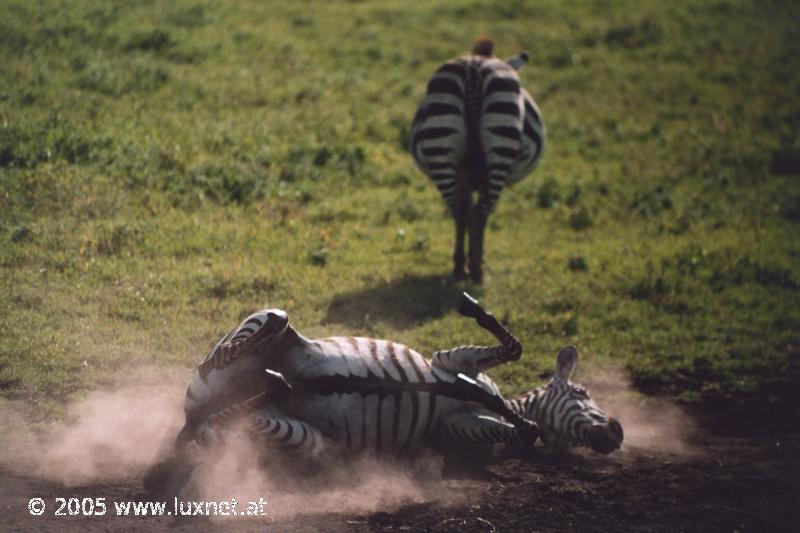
xmin=2 ymin=403 xmax=798 ymax=533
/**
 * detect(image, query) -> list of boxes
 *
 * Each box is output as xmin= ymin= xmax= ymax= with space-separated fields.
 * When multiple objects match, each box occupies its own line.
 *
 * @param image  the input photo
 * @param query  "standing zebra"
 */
xmin=410 ymin=38 xmax=546 ymax=282
xmin=169 ymin=293 xmax=621 ymax=471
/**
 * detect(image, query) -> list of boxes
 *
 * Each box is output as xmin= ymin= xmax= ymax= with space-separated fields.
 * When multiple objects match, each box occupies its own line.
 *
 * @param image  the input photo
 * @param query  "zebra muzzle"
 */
xmin=588 ymin=418 xmax=624 ymax=454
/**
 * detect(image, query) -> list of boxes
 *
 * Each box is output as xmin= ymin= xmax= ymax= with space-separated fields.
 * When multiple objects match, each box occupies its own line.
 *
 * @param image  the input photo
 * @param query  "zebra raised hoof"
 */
xmin=163 ymin=293 xmax=620 ymax=489
xmin=410 ymin=38 xmax=546 ymax=282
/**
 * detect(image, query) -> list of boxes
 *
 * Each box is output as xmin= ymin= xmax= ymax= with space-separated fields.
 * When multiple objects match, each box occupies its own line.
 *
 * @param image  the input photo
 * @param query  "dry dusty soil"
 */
xmin=2 ymin=402 xmax=798 ymax=533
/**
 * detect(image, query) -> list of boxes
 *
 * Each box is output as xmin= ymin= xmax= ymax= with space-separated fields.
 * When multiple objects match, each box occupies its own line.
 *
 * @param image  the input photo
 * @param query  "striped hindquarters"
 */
xmin=409 ymin=59 xmax=468 ymax=203
xmin=477 ymin=57 xmax=524 ymax=205
xmin=410 ymin=54 xmax=545 ymax=208
xmin=507 ymin=88 xmax=545 ymax=185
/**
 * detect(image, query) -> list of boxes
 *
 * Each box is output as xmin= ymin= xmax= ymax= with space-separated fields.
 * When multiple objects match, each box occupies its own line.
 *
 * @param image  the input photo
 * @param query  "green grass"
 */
xmin=1 ymin=0 xmax=799 ymax=417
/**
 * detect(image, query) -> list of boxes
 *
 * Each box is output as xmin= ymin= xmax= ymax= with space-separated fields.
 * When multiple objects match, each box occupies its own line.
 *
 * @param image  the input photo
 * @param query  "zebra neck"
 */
xmin=508 ymin=387 xmax=546 ymax=424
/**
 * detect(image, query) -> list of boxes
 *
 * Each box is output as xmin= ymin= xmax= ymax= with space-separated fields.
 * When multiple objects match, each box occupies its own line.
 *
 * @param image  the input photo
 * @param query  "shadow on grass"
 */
xmin=324 ymin=274 xmax=475 ymax=329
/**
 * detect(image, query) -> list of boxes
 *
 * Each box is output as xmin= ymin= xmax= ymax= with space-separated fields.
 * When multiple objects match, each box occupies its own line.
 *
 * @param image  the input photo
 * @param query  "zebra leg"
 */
xmin=437 ymin=410 xmax=537 ymax=452
xmin=467 ymin=201 xmax=491 ymax=283
xmin=449 ymin=189 xmax=471 ymax=281
xmin=468 ymin=162 xmax=518 ymax=282
xmin=198 ymin=310 xmax=290 ymax=379
xmin=199 ymin=403 xmax=328 ymax=457
xmin=432 ymin=344 xmax=519 ymax=378
xmin=245 ymin=409 xmax=328 ymax=457
xmin=432 ymin=294 xmax=522 ymax=377
xmin=457 ymin=291 xmax=522 ymax=357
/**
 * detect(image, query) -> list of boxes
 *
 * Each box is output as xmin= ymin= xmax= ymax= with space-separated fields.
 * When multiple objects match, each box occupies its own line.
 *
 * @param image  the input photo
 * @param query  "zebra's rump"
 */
xmin=409 ymin=54 xmax=545 ymax=199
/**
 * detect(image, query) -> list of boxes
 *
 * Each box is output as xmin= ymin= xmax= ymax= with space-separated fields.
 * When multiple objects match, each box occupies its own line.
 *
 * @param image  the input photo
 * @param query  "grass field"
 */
xmin=1 ymin=0 xmax=799 ymax=419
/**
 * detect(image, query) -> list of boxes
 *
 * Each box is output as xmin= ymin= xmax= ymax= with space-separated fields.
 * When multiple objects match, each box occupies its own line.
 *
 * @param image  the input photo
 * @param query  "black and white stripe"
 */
xmin=182 ymin=310 xmax=621 ymax=460
xmin=288 ymin=336 xmax=479 ymax=453
xmin=505 ymin=346 xmax=622 ymax=453
xmin=409 ymin=39 xmax=545 ymax=282
xmin=508 ymin=383 xmax=609 ymax=450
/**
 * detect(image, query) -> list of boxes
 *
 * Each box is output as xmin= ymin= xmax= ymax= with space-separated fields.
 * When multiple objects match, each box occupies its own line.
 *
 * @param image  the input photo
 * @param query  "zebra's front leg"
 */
xmin=437 ymin=410 xmax=537 ymax=453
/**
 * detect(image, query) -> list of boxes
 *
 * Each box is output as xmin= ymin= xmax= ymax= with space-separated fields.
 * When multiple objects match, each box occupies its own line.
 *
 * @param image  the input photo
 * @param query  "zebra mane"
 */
xmin=472 ymin=37 xmax=495 ymax=57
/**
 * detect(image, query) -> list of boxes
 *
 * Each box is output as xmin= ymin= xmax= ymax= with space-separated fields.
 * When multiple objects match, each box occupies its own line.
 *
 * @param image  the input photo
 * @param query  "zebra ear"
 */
xmin=507 ymin=52 xmax=529 ymax=71
xmin=555 ymin=346 xmax=578 ymax=381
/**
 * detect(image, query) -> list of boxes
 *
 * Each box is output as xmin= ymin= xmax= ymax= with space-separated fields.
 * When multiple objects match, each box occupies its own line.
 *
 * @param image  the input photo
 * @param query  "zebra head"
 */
xmin=530 ymin=346 xmax=623 ymax=454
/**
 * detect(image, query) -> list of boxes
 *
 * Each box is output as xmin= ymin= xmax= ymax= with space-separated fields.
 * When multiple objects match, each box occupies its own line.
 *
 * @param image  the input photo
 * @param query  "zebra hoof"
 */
xmin=453 ymin=266 xmax=467 ymax=281
xmin=469 ymin=268 xmax=483 ymax=283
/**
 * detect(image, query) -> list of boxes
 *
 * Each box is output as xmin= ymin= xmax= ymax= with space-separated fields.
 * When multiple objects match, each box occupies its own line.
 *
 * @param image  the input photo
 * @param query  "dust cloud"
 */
xmin=0 ymin=367 xmax=461 ymax=521
xmin=0 ymin=367 xmax=187 ymax=486
xmin=0 ymin=358 xmax=695 ymax=524
xmin=188 ymin=430 xmax=457 ymax=521
xmin=581 ymin=365 xmax=698 ymax=456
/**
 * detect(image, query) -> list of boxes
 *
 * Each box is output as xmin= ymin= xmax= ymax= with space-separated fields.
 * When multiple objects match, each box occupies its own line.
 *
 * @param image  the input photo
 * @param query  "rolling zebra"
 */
xmin=410 ymin=38 xmax=546 ymax=282
xmin=173 ymin=293 xmax=622 ymax=465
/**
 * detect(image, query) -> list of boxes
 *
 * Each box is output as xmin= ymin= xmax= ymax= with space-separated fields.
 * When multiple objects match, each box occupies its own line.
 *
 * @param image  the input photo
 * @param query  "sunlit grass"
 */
xmin=1 ymin=0 xmax=799 ymax=416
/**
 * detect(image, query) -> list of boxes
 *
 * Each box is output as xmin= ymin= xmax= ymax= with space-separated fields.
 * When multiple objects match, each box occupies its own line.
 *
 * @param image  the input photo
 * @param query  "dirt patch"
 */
xmin=1 ymin=404 xmax=798 ymax=532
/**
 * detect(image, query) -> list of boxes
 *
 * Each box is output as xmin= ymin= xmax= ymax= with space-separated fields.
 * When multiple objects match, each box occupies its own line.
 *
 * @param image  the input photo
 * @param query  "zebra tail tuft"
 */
xmin=473 ymin=37 xmax=495 ymax=57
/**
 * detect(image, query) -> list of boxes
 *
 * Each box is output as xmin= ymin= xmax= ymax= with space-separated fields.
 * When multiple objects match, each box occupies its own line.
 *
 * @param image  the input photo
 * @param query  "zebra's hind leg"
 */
xmin=204 ymin=403 xmax=329 ymax=457
xmin=467 ymin=204 xmax=489 ymax=283
xmin=449 ymin=191 xmax=471 ymax=281
xmin=437 ymin=410 xmax=537 ymax=454
xmin=246 ymin=408 xmax=328 ymax=458
xmin=468 ymin=176 xmax=506 ymax=283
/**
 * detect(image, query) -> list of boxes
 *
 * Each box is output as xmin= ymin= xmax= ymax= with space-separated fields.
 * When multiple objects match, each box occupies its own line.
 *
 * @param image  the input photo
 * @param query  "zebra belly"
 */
xmin=275 ymin=337 xmax=472 ymax=452
xmin=280 ymin=391 xmax=461 ymax=452
xmin=286 ymin=337 xmax=447 ymax=384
